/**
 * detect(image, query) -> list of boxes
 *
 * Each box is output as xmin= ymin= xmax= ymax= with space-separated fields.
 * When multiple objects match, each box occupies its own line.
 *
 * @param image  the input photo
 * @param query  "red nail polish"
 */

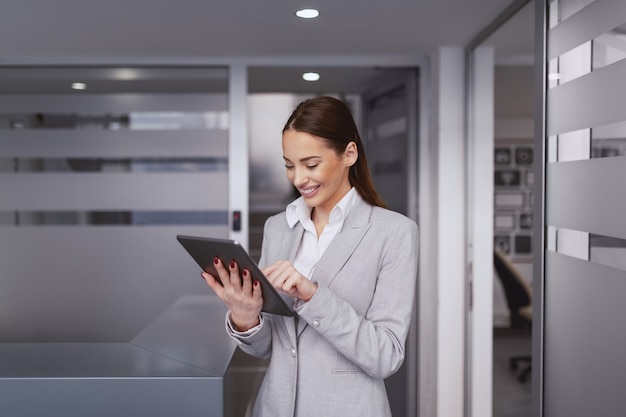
xmin=254 ymin=280 xmax=259 ymax=287
xmin=214 ymin=257 xmax=219 ymax=264
xmin=230 ymin=260 xmax=236 ymax=269
xmin=243 ymin=269 xmax=248 ymax=277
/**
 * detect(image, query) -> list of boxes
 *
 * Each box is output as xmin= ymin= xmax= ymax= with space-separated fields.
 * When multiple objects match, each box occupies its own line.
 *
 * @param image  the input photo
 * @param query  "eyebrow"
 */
xmin=282 ymin=156 xmax=322 ymax=163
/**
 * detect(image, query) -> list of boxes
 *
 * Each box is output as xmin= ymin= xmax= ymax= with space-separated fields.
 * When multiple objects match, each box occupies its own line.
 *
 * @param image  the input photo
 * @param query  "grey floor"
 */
xmin=493 ymin=328 xmax=533 ymax=417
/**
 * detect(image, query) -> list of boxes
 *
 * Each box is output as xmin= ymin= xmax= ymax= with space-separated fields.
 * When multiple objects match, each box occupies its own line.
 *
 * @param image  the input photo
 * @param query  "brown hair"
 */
xmin=283 ymin=96 xmax=386 ymax=208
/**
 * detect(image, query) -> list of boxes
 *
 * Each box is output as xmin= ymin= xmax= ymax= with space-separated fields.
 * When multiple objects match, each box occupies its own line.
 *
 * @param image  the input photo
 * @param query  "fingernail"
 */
xmin=230 ymin=260 xmax=236 ymax=269
xmin=243 ymin=269 xmax=248 ymax=277
xmin=214 ymin=257 xmax=219 ymax=265
xmin=254 ymin=280 xmax=259 ymax=287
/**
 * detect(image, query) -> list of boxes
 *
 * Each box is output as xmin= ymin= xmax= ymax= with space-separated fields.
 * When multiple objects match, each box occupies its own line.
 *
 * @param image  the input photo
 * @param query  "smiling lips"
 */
xmin=299 ymin=185 xmax=320 ymax=197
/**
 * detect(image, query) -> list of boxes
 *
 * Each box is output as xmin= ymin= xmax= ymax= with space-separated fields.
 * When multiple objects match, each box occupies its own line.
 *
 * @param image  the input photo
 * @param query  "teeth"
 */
xmin=299 ymin=185 xmax=319 ymax=195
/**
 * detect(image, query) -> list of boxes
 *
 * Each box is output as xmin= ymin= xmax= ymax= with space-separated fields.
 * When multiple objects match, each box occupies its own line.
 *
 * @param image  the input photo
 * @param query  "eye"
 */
xmin=284 ymin=164 xmax=294 ymax=170
xmin=306 ymin=164 xmax=319 ymax=169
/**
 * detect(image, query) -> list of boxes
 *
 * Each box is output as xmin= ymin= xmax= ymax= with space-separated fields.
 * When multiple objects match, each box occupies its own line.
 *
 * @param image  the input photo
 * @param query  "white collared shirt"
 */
xmin=227 ymin=187 xmax=359 ymax=336
xmin=286 ymin=187 xmax=359 ymax=280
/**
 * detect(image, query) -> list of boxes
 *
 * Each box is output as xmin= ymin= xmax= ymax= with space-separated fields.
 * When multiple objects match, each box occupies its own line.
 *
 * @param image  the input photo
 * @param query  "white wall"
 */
xmin=248 ymin=94 xmax=298 ymax=208
xmin=431 ymin=46 xmax=466 ymax=417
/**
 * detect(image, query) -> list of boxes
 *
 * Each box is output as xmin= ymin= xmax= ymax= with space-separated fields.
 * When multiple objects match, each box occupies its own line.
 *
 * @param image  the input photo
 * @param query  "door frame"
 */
xmin=361 ymin=68 xmax=420 ymax=417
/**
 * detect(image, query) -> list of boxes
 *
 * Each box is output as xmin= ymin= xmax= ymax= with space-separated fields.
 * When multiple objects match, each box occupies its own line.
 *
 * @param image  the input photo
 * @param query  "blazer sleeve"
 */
xmin=296 ymin=213 xmax=419 ymax=379
xmin=225 ymin=314 xmax=272 ymax=359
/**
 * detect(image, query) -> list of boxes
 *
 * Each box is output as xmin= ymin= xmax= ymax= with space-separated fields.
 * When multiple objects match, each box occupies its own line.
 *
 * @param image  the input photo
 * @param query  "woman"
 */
xmin=203 ymin=96 xmax=418 ymax=417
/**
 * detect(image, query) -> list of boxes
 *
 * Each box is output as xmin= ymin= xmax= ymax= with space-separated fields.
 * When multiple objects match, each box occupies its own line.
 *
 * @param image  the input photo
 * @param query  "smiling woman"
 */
xmin=202 ymin=96 xmax=419 ymax=417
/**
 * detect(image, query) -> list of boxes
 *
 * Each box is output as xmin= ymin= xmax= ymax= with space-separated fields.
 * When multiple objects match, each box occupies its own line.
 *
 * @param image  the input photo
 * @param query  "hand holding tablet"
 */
xmin=177 ymin=235 xmax=294 ymax=317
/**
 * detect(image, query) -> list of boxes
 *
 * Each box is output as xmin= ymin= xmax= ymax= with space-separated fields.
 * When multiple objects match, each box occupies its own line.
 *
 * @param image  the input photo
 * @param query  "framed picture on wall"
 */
xmin=494 ymin=147 xmax=512 ymax=165
xmin=515 ymin=235 xmax=532 ymax=254
xmin=495 ymin=169 xmax=521 ymax=186
xmin=494 ymin=140 xmax=534 ymax=258
xmin=519 ymin=213 xmax=533 ymax=229
xmin=494 ymin=235 xmax=511 ymax=254
xmin=495 ymin=192 xmax=525 ymax=208
xmin=495 ymin=214 xmax=515 ymax=231
xmin=515 ymin=147 xmax=533 ymax=165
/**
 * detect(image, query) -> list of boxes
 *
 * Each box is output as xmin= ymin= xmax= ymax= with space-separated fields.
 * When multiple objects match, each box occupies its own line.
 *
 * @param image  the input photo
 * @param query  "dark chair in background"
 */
xmin=494 ymin=250 xmax=533 ymax=383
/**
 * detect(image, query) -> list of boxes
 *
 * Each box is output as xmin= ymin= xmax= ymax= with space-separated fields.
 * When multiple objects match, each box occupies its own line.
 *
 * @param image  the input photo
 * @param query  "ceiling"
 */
xmin=0 ymin=0 xmax=535 ymax=94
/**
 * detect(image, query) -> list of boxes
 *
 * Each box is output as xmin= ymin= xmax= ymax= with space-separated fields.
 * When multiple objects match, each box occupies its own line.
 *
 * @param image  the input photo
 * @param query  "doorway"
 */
xmin=467 ymin=1 xmax=535 ymax=416
xmin=244 ymin=65 xmax=420 ymax=417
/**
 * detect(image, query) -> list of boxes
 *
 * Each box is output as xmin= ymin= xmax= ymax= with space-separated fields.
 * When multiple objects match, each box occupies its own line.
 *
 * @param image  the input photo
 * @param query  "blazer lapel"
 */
xmin=279 ymin=222 xmax=304 ymax=344
xmin=296 ymin=199 xmax=373 ymax=337
xmin=311 ymin=199 xmax=372 ymax=288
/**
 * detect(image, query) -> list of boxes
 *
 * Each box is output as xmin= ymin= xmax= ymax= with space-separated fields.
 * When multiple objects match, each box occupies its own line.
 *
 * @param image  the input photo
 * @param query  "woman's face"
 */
xmin=282 ymin=130 xmax=356 ymax=214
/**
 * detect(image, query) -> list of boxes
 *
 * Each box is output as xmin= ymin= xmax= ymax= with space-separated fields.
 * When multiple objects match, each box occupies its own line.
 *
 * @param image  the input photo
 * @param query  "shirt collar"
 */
xmin=286 ymin=187 xmax=358 ymax=229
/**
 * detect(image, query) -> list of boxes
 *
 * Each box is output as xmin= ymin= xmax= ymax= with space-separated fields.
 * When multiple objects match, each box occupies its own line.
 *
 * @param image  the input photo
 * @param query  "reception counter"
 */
xmin=0 ymin=296 xmax=260 ymax=417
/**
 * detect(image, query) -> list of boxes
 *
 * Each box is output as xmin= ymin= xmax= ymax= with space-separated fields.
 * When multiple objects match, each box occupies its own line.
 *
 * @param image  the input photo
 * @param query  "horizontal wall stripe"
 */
xmin=0 ymin=210 xmax=228 ymax=226
xmin=546 ymin=156 xmax=626 ymax=239
xmin=548 ymin=0 xmax=626 ymax=60
xmin=548 ymin=58 xmax=626 ymax=135
xmin=1 ymin=158 xmax=228 ymax=173
xmin=544 ymin=251 xmax=626 ymax=417
xmin=590 ymin=233 xmax=626 ymax=248
xmin=0 ymin=130 xmax=228 ymax=158
xmin=0 ymin=93 xmax=228 ymax=113
xmin=590 ymin=233 xmax=626 ymax=271
xmin=0 ymin=172 xmax=228 ymax=211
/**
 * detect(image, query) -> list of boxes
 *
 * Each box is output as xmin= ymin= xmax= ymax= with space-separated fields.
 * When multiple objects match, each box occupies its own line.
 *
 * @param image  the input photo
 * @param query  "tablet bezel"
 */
xmin=176 ymin=235 xmax=294 ymax=317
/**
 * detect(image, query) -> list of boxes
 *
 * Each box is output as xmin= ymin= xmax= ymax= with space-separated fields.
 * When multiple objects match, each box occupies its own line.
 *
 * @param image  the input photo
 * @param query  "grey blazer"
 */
xmin=228 ymin=197 xmax=419 ymax=417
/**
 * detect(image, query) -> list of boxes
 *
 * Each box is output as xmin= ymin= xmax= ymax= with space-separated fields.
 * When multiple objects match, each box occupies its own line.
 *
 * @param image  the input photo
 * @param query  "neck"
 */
xmin=310 ymin=207 xmax=329 ymax=238
xmin=310 ymin=207 xmax=329 ymax=226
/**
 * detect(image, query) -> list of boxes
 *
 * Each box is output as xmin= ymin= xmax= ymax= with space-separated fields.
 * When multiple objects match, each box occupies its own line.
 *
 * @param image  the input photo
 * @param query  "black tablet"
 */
xmin=176 ymin=235 xmax=294 ymax=317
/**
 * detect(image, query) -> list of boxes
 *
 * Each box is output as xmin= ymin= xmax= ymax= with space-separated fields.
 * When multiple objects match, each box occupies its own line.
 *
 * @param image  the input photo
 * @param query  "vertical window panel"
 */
xmin=543 ymin=2 xmax=626 ymax=412
xmin=593 ymin=23 xmax=626 ymax=70
xmin=558 ymin=41 xmax=592 ymax=84
xmin=557 ymin=128 xmax=590 ymax=161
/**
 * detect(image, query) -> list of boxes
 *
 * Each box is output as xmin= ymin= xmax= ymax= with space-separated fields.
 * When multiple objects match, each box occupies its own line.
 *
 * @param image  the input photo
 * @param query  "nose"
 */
xmin=292 ymin=166 xmax=308 ymax=188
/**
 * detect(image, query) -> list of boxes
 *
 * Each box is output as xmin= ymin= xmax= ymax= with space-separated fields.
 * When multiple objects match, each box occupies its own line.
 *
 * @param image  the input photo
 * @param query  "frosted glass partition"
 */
xmin=592 ymin=120 xmax=626 ymax=158
xmin=546 ymin=156 xmax=626 ymax=238
xmin=544 ymin=252 xmax=626 ymax=417
xmin=540 ymin=1 xmax=626 ymax=415
xmin=548 ymin=0 xmax=619 ymax=61
xmin=0 ymin=130 xmax=228 ymax=158
xmin=547 ymin=58 xmax=626 ymax=134
xmin=0 ymin=88 xmax=230 ymax=342
xmin=0 ymin=229 xmax=223 ymax=343
xmin=0 ymin=94 xmax=228 ymax=113
xmin=592 ymin=23 xmax=626 ymax=70
xmin=0 ymin=173 xmax=227 ymax=211
xmin=0 ymin=66 xmax=257 ymax=417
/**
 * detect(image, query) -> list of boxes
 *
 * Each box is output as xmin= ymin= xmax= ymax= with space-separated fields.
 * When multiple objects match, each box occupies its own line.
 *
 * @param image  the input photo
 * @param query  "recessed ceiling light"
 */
xmin=296 ymin=9 xmax=319 ymax=19
xmin=302 ymin=72 xmax=320 ymax=82
xmin=71 ymin=82 xmax=86 ymax=90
